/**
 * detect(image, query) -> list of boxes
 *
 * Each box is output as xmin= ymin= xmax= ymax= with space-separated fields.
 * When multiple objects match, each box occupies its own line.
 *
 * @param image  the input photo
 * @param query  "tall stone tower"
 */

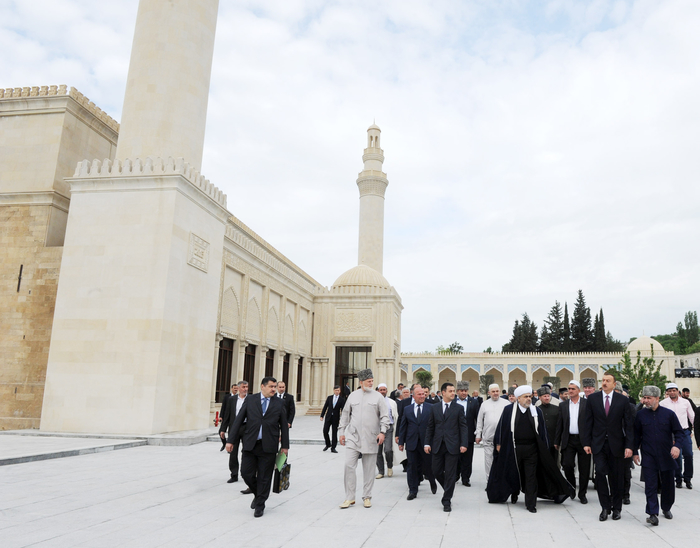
xmin=41 ymin=0 xmax=227 ymax=435
xmin=357 ymin=124 xmax=388 ymax=274
xmin=309 ymin=124 xmax=402 ymax=407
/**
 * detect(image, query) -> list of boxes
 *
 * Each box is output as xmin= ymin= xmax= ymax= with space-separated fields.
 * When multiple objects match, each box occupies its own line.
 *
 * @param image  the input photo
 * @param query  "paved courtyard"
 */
xmin=1 ymin=416 xmax=698 ymax=548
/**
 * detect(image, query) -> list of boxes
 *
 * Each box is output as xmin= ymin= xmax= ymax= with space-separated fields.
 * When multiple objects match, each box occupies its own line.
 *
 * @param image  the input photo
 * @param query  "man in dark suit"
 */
xmin=276 ymin=381 xmax=296 ymax=429
xmin=219 ymin=380 xmax=248 ymax=483
xmin=555 ymin=380 xmax=590 ymax=504
xmin=390 ymin=383 xmax=404 ymax=402
xmin=398 ymin=386 xmax=436 ymax=499
xmin=582 ymin=371 xmax=634 ymax=521
xmin=218 ymin=384 xmax=238 ymax=451
xmin=227 ymin=376 xmax=289 ymax=518
xmin=425 ymin=382 xmax=469 ymax=512
xmin=454 ymin=381 xmax=480 ymax=486
xmin=320 ymin=386 xmax=345 ymax=452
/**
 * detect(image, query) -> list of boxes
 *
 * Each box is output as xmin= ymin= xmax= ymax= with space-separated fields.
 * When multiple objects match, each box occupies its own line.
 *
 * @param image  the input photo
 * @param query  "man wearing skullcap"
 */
xmin=488 ymin=385 xmax=573 ymax=512
xmin=475 ymin=383 xmax=509 ymax=479
xmin=536 ymin=385 xmax=560 ymax=463
xmin=454 ymin=380 xmax=480 ymax=486
xmin=535 ymin=384 xmax=560 ymax=407
xmin=555 ymin=380 xmax=590 ymax=504
xmin=582 ymin=371 xmax=634 ymax=521
xmin=338 ymin=369 xmax=390 ymax=509
xmin=660 ymin=382 xmax=695 ymax=489
xmin=634 ymin=385 xmax=684 ymax=526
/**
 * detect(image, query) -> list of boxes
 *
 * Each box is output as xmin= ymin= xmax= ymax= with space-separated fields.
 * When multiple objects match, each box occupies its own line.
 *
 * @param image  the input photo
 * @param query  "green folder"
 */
xmin=276 ymin=451 xmax=287 ymax=472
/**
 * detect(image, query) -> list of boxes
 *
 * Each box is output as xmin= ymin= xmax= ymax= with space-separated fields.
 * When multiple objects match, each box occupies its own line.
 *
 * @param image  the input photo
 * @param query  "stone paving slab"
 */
xmin=0 ymin=435 xmax=146 ymax=466
xmin=1 ymin=430 xmax=698 ymax=548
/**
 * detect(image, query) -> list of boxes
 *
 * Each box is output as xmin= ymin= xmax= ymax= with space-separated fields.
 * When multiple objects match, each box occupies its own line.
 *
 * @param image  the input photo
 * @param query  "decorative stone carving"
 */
xmin=187 ymin=233 xmax=210 ymax=273
xmin=335 ymin=308 xmax=372 ymax=336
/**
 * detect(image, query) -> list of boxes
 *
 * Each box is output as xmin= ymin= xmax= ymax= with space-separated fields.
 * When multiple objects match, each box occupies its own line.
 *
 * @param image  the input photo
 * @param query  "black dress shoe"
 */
xmin=254 ymin=508 xmax=264 ymax=518
xmin=227 ymin=476 xmax=238 ymax=484
xmin=646 ymin=514 xmax=658 ymax=526
xmin=511 ymin=494 xmax=518 ymax=504
xmin=431 ymin=482 xmax=438 ymax=494
xmin=323 ymin=446 xmax=330 ymax=451
xmin=331 ymin=448 xmax=338 ymax=453
xmin=220 ymin=446 xmax=225 ymax=452
xmin=462 ymin=480 xmax=471 ymax=487
xmin=685 ymin=480 xmax=692 ymax=489
xmin=241 ymin=487 xmax=253 ymax=494
xmin=527 ymin=507 xmax=537 ymax=513
xmin=676 ymin=480 xmax=683 ymax=488
xmin=407 ymin=493 xmax=417 ymax=500
xmin=612 ymin=510 xmax=621 ymax=520
xmin=443 ymin=504 xmax=451 ymax=512
xmin=599 ymin=509 xmax=609 ymax=521
xmin=623 ymin=496 xmax=630 ymax=505
xmin=579 ymin=494 xmax=588 ymax=504
xmin=663 ymin=510 xmax=673 ymax=519
xmin=250 ymin=499 xmax=256 ymax=509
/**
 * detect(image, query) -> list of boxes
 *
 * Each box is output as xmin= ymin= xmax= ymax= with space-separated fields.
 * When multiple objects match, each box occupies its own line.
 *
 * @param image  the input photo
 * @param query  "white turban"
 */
xmin=488 ymin=383 xmax=500 ymax=391
xmin=569 ymin=380 xmax=581 ymax=389
xmin=377 ymin=383 xmax=387 ymax=389
xmin=514 ymin=385 xmax=533 ymax=398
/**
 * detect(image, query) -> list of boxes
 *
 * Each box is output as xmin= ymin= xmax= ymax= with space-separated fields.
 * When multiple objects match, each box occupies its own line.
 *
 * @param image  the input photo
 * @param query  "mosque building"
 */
xmin=0 ymin=1 xmax=691 ymax=433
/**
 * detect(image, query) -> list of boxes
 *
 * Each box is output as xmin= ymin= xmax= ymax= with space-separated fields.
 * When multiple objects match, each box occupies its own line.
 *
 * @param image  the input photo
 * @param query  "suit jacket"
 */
xmin=398 ymin=402 xmax=433 ymax=451
xmin=554 ymin=397 xmax=587 ymax=449
xmin=425 ymin=401 xmax=469 ymax=455
xmin=581 ymin=390 xmax=633 ymax=457
xmin=228 ymin=393 xmax=290 ymax=454
xmin=219 ymin=392 xmax=233 ymax=424
xmin=454 ymin=396 xmax=480 ymax=444
xmin=395 ymin=397 xmax=413 ymax=437
xmin=277 ymin=392 xmax=296 ymax=426
xmin=321 ymin=394 xmax=345 ymax=424
xmin=219 ymin=394 xmax=247 ymax=437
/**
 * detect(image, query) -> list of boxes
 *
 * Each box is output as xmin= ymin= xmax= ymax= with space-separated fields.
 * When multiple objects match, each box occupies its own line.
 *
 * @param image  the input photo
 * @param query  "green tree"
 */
xmin=677 ymin=322 xmax=688 ymax=355
xmin=593 ymin=308 xmax=607 ymax=351
xmin=685 ymin=311 xmax=699 ymax=346
xmin=479 ymin=374 xmax=495 ymax=394
xmin=483 ymin=346 xmax=493 ymax=353
xmin=447 ymin=342 xmax=464 ymax=354
xmin=541 ymin=301 xmax=564 ymax=352
xmin=415 ymin=370 xmax=433 ymax=389
xmin=571 ymin=290 xmax=593 ymax=351
xmin=562 ymin=302 xmax=571 ymax=351
xmin=503 ymin=313 xmax=538 ymax=352
xmin=605 ymin=331 xmax=625 ymax=352
xmin=616 ymin=345 xmax=668 ymax=401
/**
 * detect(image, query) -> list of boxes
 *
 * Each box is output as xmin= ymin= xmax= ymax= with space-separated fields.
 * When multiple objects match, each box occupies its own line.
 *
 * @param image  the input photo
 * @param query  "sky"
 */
xmin=1 ymin=0 xmax=698 ymax=353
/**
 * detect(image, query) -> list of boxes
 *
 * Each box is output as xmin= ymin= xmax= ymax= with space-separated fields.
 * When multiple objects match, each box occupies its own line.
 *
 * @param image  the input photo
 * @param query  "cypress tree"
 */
xmin=563 ymin=302 xmax=571 ymax=351
xmin=541 ymin=301 xmax=564 ymax=352
xmin=571 ymin=290 xmax=593 ymax=351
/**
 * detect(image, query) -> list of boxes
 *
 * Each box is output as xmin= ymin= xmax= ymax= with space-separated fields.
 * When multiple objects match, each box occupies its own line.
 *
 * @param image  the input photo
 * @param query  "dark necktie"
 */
xmin=444 ymin=402 xmax=449 ymax=415
xmin=604 ymin=395 xmax=610 ymax=416
xmin=417 ymin=405 xmax=422 ymax=421
xmin=262 ymin=397 xmax=269 ymax=415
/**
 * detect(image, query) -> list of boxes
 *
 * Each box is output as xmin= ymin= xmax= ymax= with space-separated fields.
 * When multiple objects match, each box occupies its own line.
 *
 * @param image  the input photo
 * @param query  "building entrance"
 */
xmin=335 ymin=346 xmax=371 ymax=396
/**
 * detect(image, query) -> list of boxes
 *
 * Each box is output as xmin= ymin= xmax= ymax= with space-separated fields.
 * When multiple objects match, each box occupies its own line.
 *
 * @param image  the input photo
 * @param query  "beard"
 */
xmin=362 ymin=385 xmax=373 ymax=392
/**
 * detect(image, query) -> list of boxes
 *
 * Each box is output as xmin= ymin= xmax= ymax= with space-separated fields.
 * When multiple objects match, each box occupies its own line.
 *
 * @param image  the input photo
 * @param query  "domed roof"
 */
xmin=332 ymin=265 xmax=390 ymax=290
xmin=626 ymin=336 xmax=665 ymax=354
xmin=368 ymin=122 xmax=380 ymax=131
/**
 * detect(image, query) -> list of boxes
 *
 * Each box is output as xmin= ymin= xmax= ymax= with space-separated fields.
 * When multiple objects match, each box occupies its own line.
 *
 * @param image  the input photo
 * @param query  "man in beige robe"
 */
xmin=338 ymin=368 xmax=390 ymax=508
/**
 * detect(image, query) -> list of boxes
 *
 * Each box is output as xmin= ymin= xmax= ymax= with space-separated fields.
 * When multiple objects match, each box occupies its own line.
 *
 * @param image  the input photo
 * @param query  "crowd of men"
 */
xmin=216 ymin=367 xmax=698 ymax=526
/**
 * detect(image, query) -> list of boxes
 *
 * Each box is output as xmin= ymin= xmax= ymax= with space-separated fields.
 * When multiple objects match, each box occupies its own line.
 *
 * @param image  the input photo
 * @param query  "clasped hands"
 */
xmin=424 ymin=446 xmax=467 ymax=454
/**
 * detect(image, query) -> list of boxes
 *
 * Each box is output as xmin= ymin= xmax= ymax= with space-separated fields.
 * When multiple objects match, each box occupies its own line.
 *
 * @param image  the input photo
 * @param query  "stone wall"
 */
xmin=0 ymin=204 xmax=62 ymax=429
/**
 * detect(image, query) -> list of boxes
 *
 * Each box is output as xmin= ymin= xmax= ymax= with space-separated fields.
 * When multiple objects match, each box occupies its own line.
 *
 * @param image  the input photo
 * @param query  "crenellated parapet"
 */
xmin=72 ymin=156 xmax=227 ymax=208
xmin=0 ymin=85 xmax=120 ymax=132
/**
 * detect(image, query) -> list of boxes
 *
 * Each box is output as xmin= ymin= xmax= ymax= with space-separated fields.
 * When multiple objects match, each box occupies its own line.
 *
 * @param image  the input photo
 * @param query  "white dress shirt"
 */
xmin=568 ymin=398 xmax=580 ymax=434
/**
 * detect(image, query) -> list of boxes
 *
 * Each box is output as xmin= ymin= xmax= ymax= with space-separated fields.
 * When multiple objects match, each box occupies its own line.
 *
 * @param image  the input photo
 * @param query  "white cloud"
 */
xmin=2 ymin=0 xmax=697 ymax=352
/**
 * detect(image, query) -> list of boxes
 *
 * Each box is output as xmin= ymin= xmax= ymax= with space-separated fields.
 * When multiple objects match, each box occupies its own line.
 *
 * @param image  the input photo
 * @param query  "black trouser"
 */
xmin=515 ymin=442 xmax=539 ymax=509
xmin=406 ymin=447 xmax=434 ymax=494
xmin=228 ymin=439 xmax=241 ymax=478
xmin=562 ymin=434 xmax=590 ymax=496
xmin=240 ymin=440 xmax=277 ymax=511
xmin=432 ymin=445 xmax=458 ymax=506
xmin=323 ymin=418 xmax=338 ymax=449
xmin=624 ymin=456 xmax=633 ymax=498
xmin=457 ymin=442 xmax=474 ymax=482
xmin=644 ymin=468 xmax=675 ymax=515
xmin=593 ymin=440 xmax=626 ymax=512
xmin=376 ymin=425 xmax=394 ymax=474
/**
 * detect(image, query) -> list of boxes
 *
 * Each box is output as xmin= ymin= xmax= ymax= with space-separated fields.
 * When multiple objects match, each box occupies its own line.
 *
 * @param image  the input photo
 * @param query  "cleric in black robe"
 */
xmin=487 ymin=385 xmax=574 ymax=511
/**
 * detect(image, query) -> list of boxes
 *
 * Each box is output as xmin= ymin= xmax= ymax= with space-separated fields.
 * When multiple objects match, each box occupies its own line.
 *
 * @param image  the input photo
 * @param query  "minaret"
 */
xmin=116 ymin=0 xmax=219 ymax=171
xmin=357 ymin=123 xmax=389 ymax=274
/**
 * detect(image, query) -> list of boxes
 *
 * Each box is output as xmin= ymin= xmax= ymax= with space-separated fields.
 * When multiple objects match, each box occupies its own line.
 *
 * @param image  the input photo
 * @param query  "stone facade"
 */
xmin=0 ymin=87 xmax=118 ymax=430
